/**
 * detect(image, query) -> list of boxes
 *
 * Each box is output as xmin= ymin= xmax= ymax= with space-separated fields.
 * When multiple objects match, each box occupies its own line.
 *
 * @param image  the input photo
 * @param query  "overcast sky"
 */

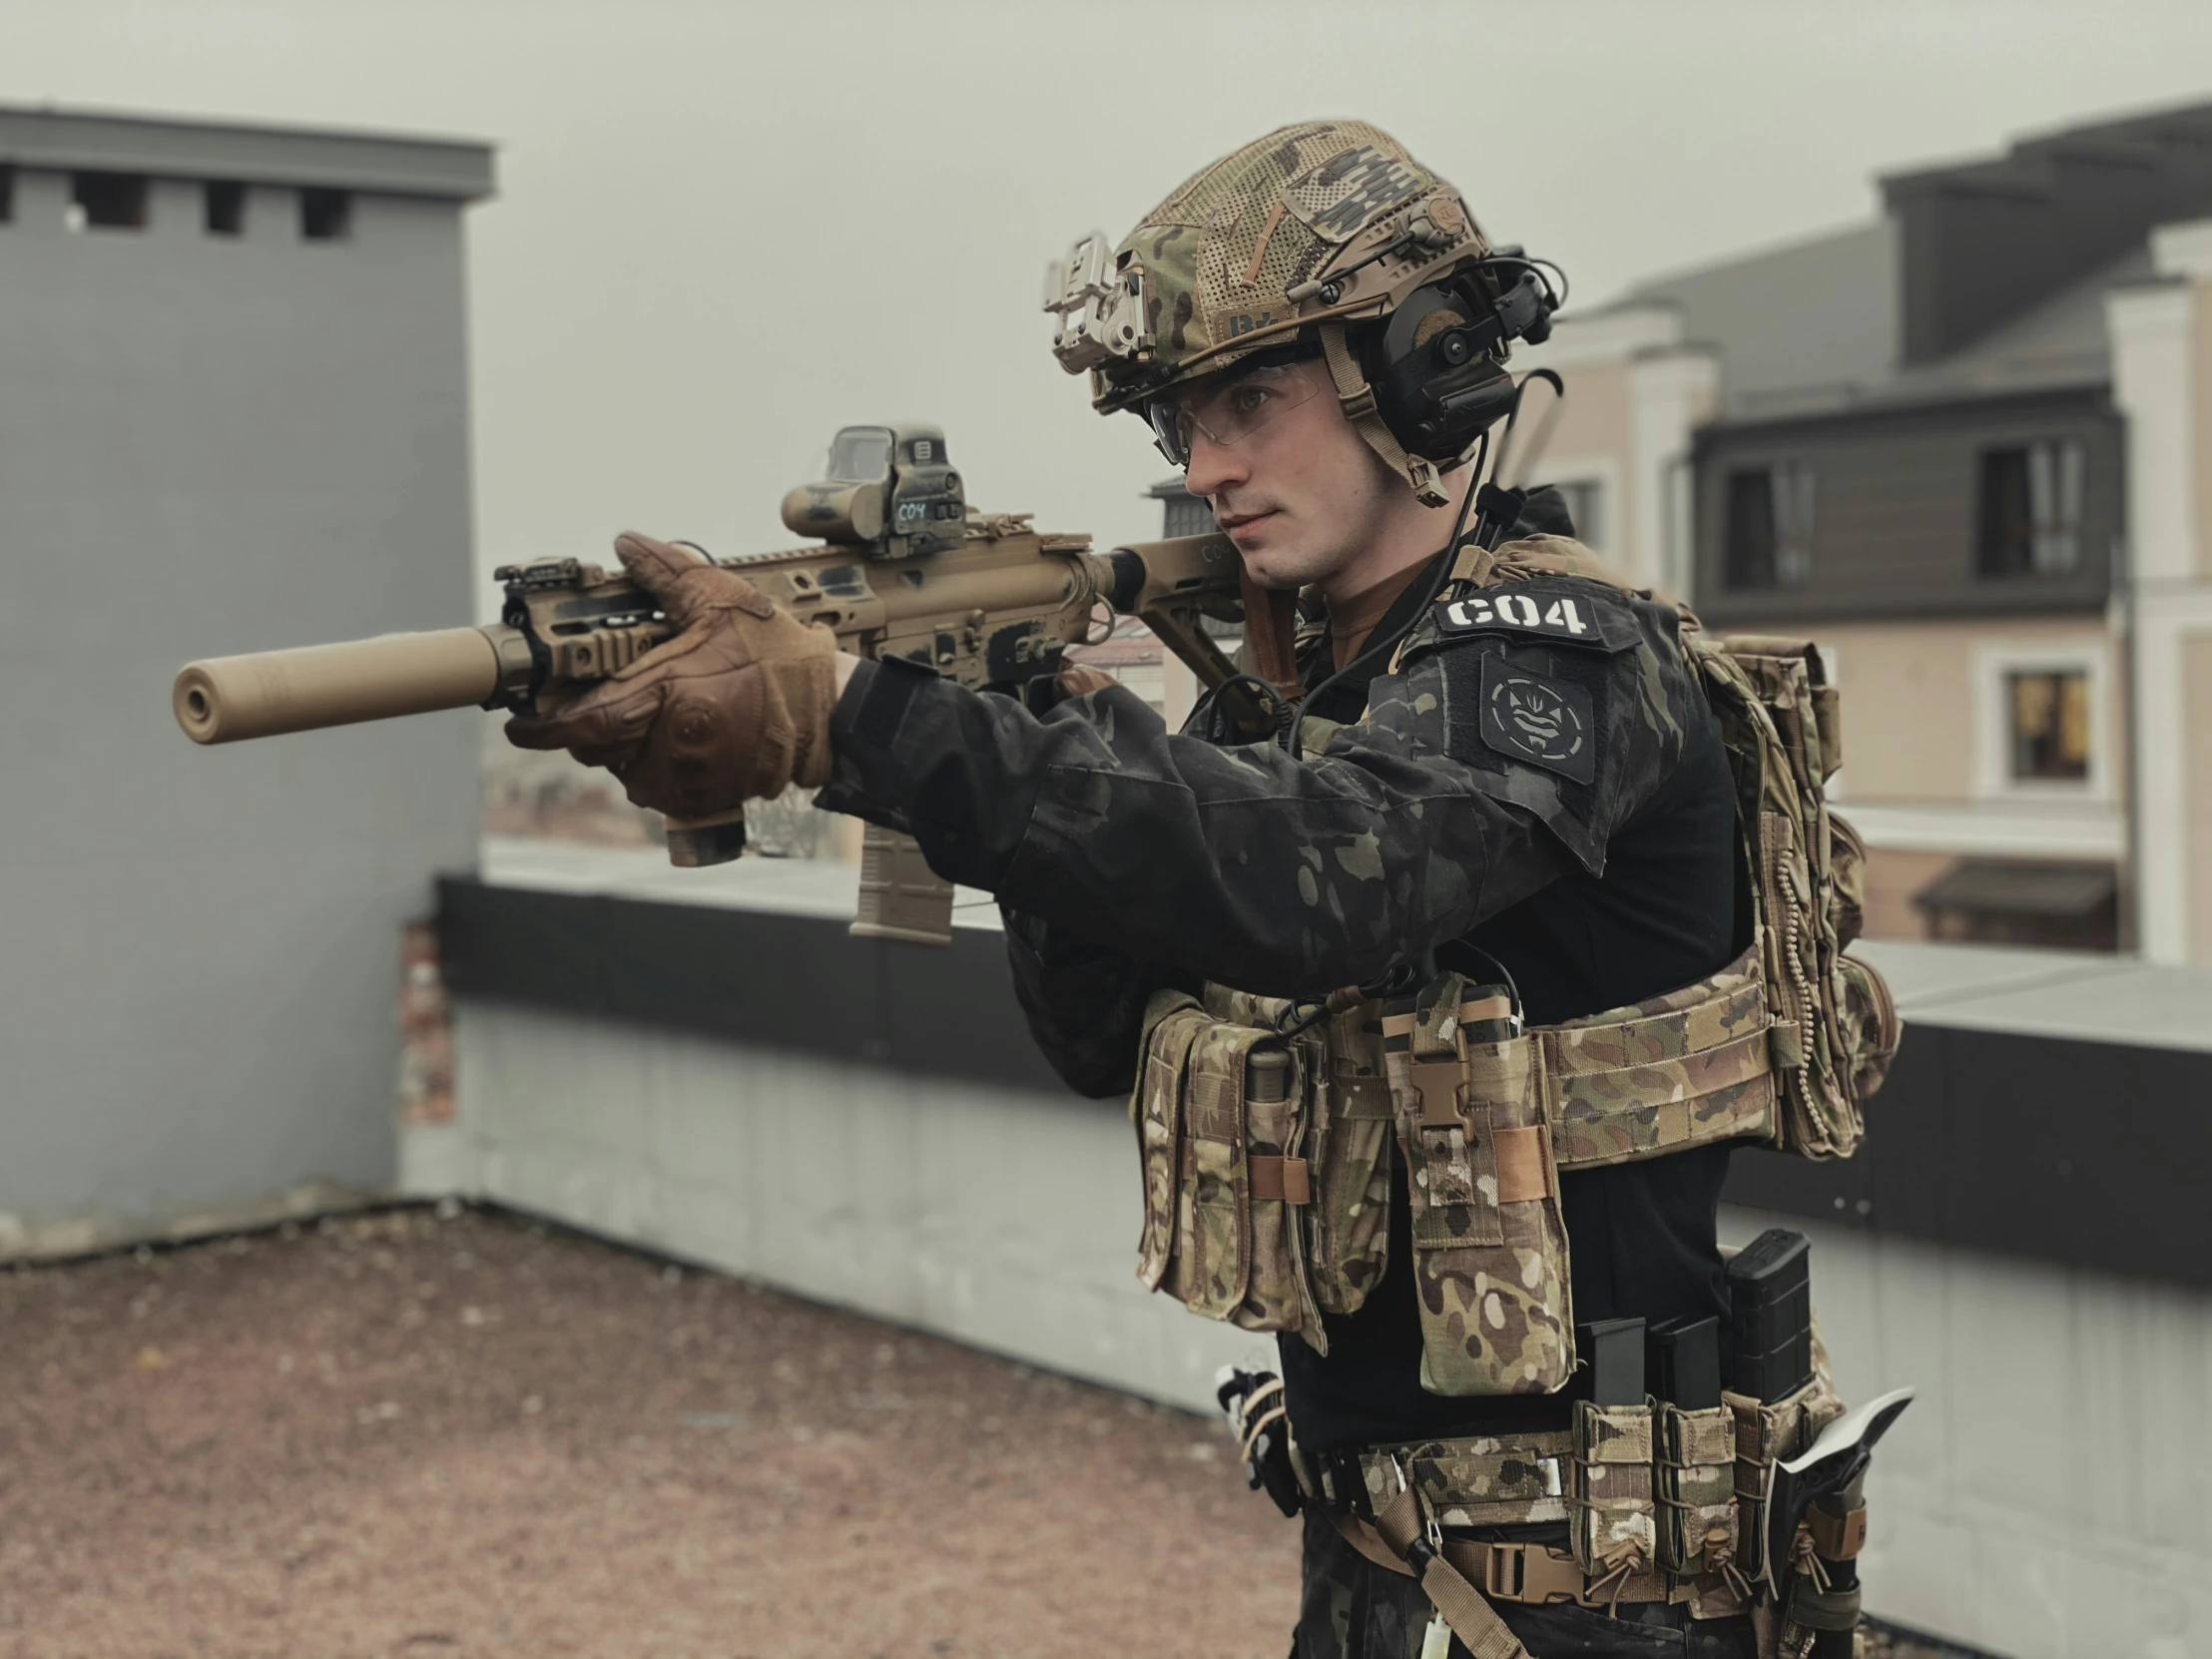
xmin=10 ymin=0 xmax=2212 ymax=598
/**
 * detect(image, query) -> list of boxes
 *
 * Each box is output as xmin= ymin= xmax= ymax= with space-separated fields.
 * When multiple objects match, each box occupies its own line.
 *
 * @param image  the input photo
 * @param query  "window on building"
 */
xmin=2007 ymin=668 xmax=2090 ymax=782
xmin=1978 ymin=439 xmax=2084 ymax=576
xmin=0 ymin=166 xmax=15 ymax=224
xmin=1724 ymin=461 xmax=1816 ymax=589
xmin=205 ymin=181 xmax=246 ymax=237
xmin=1552 ymin=479 xmax=1606 ymax=549
xmin=70 ymin=172 xmax=149 ymax=231
xmin=299 ymin=188 xmax=351 ymax=242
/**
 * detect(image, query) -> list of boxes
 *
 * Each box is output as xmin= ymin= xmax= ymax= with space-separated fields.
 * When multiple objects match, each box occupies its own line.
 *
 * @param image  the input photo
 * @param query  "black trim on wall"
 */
xmin=439 ymin=876 xmax=2212 ymax=1290
xmin=436 ymin=875 xmax=1066 ymax=1094
xmin=1723 ymin=1021 xmax=2212 ymax=1288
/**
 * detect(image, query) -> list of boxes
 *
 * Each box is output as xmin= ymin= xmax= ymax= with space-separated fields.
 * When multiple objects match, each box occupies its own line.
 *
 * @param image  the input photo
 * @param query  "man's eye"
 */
xmin=1230 ymin=384 xmax=1272 ymax=414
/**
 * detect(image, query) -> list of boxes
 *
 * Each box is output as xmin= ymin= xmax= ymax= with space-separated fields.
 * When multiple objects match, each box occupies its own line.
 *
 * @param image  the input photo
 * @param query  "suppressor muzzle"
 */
xmin=174 ymin=626 xmax=516 ymax=744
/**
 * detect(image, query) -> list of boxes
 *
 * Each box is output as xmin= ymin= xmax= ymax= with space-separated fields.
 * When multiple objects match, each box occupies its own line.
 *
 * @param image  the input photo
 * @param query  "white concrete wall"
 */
xmin=426 ymin=994 xmax=2212 ymax=1659
xmin=415 ymin=1002 xmax=1272 ymax=1414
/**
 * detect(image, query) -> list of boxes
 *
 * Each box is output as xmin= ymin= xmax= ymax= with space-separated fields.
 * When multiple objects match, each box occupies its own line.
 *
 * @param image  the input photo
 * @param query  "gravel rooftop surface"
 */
xmin=0 ymin=1205 xmax=1298 ymax=1659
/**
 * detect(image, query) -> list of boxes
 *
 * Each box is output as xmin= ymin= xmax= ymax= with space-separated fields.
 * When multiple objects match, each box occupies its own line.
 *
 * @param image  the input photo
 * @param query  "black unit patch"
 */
xmin=1432 ymin=580 xmax=1635 ymax=652
xmin=1477 ymin=653 xmax=1595 ymax=784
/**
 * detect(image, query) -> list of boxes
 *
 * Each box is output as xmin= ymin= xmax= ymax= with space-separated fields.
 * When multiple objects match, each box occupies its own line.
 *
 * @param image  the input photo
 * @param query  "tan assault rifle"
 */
xmin=174 ymin=423 xmax=1251 ymax=945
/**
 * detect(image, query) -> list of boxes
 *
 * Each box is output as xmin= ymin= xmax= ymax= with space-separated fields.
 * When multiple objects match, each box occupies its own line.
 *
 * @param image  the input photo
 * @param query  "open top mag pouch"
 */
xmin=1718 ymin=1229 xmax=1844 ymax=1588
xmin=1130 ymin=988 xmax=1327 ymax=1348
xmin=1382 ymin=970 xmax=1573 ymax=1395
xmin=1570 ymin=1318 xmax=1657 ymax=1587
xmin=1646 ymin=1315 xmax=1740 ymax=1588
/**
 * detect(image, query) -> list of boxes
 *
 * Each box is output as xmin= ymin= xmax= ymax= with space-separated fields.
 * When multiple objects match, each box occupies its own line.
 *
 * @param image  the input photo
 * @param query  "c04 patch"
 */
xmin=1432 ymin=580 xmax=1636 ymax=652
xmin=1477 ymin=653 xmax=1595 ymax=785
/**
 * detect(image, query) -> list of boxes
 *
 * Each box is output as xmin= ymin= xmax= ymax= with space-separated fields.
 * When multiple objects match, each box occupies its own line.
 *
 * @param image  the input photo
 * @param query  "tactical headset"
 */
xmin=1355 ymin=248 xmax=1565 ymax=468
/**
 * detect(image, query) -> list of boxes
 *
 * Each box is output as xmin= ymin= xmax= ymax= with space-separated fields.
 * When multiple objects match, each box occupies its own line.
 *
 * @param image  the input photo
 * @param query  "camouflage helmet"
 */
xmin=1045 ymin=121 xmax=1503 ymax=505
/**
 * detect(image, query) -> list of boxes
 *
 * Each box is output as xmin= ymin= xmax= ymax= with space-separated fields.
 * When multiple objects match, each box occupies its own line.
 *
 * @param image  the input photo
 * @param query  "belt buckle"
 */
xmin=1483 ymin=1541 xmax=1531 ymax=1601
xmin=1483 ymin=1539 xmax=1590 ymax=1606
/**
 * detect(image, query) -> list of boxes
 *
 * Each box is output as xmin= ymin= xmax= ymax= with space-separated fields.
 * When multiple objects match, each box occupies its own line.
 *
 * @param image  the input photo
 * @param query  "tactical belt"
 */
xmin=1296 ymin=1430 xmax=1690 ymax=1659
xmin=1328 ymin=1508 xmax=1689 ymax=1611
xmin=1322 ymin=1483 xmax=1689 ymax=1659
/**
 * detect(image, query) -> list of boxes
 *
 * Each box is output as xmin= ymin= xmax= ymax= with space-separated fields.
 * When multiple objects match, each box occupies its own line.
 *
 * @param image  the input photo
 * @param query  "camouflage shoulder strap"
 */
xmin=1475 ymin=534 xmax=1639 ymax=590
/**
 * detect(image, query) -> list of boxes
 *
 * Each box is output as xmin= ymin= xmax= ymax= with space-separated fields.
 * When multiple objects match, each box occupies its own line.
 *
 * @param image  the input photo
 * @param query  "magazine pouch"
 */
xmin=1130 ymin=988 xmax=1327 ymax=1349
xmin=1657 ymin=1401 xmax=1740 ymax=1583
xmin=1383 ymin=973 xmax=1574 ymax=1396
xmin=1573 ymin=1399 xmax=1658 ymax=1586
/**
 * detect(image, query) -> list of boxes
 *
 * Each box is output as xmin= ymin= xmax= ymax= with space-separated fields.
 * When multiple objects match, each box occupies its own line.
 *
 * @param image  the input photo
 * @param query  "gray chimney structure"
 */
xmin=0 ymin=105 xmax=493 ymax=1254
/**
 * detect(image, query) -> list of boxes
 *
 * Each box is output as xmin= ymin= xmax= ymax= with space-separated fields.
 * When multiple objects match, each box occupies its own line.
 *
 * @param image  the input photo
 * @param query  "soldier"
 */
xmin=508 ymin=124 xmax=1798 ymax=1659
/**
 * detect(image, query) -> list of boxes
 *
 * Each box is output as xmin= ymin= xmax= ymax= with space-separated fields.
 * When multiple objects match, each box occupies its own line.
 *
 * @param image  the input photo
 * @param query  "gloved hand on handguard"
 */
xmin=504 ymin=532 xmax=840 ymax=819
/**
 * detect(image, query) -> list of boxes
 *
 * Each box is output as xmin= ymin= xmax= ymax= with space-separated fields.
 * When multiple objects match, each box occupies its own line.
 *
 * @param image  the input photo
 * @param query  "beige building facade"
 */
xmin=1531 ymin=274 xmax=2189 ymax=955
xmin=2109 ymin=219 xmax=2212 ymax=965
xmin=1523 ymin=98 xmax=2212 ymax=965
xmin=1516 ymin=305 xmax=1717 ymax=596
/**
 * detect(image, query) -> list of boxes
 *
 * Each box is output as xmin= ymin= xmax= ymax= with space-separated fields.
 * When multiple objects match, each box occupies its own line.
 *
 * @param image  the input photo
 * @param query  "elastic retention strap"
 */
xmin=1319 ymin=322 xmax=1446 ymax=507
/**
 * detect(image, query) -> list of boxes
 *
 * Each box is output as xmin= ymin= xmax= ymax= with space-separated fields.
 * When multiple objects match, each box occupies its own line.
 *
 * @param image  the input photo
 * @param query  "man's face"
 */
xmin=1166 ymin=357 xmax=1404 ymax=590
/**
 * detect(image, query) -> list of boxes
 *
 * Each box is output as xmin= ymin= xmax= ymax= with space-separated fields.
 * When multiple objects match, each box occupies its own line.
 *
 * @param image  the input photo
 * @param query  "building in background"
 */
xmin=0 ymin=105 xmax=492 ymax=1255
xmin=1147 ymin=474 xmax=1218 ymax=540
xmin=1522 ymin=98 xmax=2212 ymax=961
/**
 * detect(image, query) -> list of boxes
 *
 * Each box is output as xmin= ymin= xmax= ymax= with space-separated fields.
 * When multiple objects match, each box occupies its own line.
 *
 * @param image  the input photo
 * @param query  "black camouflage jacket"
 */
xmin=817 ymin=536 xmax=1704 ymax=1031
xmin=818 ymin=535 xmax=1745 ymax=1450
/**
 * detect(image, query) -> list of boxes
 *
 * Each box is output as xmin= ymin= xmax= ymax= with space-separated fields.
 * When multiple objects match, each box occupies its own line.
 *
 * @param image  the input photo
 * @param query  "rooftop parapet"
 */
xmin=0 ymin=102 xmax=493 ymax=201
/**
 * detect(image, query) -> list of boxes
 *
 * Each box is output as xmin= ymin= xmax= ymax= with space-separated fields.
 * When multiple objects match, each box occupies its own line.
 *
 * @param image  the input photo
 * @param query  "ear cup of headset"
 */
xmin=1364 ymin=276 xmax=1537 ymax=464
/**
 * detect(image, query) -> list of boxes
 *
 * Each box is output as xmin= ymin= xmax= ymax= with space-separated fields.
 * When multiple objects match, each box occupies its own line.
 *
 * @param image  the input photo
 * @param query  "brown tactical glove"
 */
xmin=504 ymin=531 xmax=838 ymax=820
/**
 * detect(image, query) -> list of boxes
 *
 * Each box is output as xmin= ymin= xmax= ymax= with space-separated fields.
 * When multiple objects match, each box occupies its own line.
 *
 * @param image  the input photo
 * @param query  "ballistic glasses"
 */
xmin=1146 ymin=351 xmax=1328 ymax=469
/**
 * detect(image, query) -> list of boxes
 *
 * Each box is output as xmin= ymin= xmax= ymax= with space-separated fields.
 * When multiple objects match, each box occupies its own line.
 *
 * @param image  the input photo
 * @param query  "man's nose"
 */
xmin=1182 ymin=429 xmax=1247 ymax=501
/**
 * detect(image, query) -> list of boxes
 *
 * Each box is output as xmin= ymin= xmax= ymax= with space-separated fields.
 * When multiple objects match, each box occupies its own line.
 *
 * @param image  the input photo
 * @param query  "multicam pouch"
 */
xmin=1132 ymin=993 xmax=1205 ymax=1294
xmin=1573 ymin=1399 xmax=1657 ymax=1584
xmin=1656 ymin=1402 xmax=1739 ymax=1583
xmin=1203 ymin=983 xmax=1391 ymax=1320
xmin=1302 ymin=994 xmax=1393 ymax=1317
xmin=1383 ymin=973 xmax=1574 ymax=1395
xmin=1131 ymin=988 xmax=1327 ymax=1349
xmin=1360 ymin=1428 xmax=1573 ymax=1528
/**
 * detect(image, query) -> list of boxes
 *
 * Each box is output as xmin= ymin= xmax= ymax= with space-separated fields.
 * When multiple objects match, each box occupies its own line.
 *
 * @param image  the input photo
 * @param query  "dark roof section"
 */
xmin=1884 ymin=97 xmax=2212 ymax=364
xmin=1623 ymin=97 xmax=2212 ymax=428
xmin=1629 ymin=221 xmax=1899 ymax=416
xmin=0 ymin=103 xmax=495 ymax=201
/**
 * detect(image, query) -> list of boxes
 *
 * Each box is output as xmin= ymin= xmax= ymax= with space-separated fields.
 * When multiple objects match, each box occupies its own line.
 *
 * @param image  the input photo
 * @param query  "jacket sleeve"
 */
xmin=815 ymin=587 xmax=1697 ymax=1000
xmin=999 ymin=909 xmax=1195 ymax=1099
